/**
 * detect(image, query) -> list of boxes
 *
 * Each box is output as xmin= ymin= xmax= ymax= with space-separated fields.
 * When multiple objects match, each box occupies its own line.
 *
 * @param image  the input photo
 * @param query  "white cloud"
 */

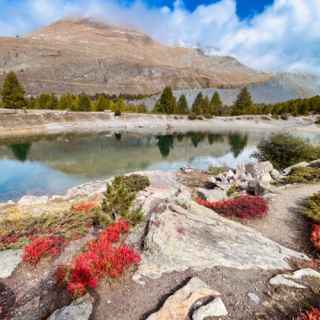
xmin=0 ymin=0 xmax=319 ymax=74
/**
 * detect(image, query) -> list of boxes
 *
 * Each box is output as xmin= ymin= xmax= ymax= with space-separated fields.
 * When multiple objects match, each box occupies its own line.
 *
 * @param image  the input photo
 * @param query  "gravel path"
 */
xmin=244 ymin=183 xmax=320 ymax=253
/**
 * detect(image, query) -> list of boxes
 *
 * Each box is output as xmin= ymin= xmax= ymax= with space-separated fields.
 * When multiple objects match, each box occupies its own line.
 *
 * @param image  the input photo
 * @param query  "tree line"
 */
xmin=153 ymin=86 xmax=320 ymax=117
xmin=0 ymin=71 xmax=146 ymax=113
xmin=1 ymin=71 xmax=320 ymax=117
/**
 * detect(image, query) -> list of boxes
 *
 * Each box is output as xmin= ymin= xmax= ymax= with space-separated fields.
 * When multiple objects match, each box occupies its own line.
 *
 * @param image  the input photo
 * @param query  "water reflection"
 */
xmin=9 ymin=143 xmax=32 ymax=162
xmin=156 ymin=135 xmax=174 ymax=158
xmin=0 ymin=130 xmax=315 ymax=201
xmin=228 ymin=133 xmax=249 ymax=158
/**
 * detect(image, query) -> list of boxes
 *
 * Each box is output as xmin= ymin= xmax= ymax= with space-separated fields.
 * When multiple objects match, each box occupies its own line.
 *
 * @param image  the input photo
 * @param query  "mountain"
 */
xmin=0 ymin=18 xmax=269 ymax=96
xmin=139 ymin=73 xmax=320 ymax=109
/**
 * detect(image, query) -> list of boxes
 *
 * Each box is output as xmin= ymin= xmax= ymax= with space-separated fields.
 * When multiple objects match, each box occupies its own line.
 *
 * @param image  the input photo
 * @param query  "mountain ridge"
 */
xmin=0 ymin=17 xmax=269 ymax=96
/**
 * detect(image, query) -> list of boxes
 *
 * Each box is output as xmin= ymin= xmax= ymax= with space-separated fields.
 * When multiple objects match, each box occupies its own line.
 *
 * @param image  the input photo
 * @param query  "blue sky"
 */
xmin=120 ymin=0 xmax=273 ymax=19
xmin=0 ymin=0 xmax=319 ymax=74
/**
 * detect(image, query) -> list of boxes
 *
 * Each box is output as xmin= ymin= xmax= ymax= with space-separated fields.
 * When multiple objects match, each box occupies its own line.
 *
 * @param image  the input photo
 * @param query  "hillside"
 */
xmin=0 ymin=18 xmax=269 ymax=96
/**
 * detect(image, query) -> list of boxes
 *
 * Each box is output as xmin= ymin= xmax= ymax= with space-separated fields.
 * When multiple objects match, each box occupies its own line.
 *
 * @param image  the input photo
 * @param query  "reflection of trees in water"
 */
xmin=228 ymin=133 xmax=248 ymax=158
xmin=9 ymin=143 xmax=32 ymax=162
xmin=188 ymin=132 xmax=206 ymax=148
xmin=207 ymin=133 xmax=224 ymax=145
xmin=176 ymin=134 xmax=184 ymax=142
xmin=157 ymin=135 xmax=174 ymax=158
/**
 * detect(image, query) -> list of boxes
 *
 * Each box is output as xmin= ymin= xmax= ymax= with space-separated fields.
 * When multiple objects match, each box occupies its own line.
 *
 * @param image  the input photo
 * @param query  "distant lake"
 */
xmin=0 ymin=130 xmax=319 ymax=201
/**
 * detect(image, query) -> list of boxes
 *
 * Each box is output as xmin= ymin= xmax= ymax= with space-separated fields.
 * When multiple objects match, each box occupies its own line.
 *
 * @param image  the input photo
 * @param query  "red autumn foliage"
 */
xmin=197 ymin=195 xmax=268 ymax=219
xmin=72 ymin=200 xmax=98 ymax=213
xmin=311 ymin=224 xmax=320 ymax=251
xmin=297 ymin=308 xmax=320 ymax=320
xmin=56 ymin=219 xmax=140 ymax=297
xmin=23 ymin=236 xmax=65 ymax=265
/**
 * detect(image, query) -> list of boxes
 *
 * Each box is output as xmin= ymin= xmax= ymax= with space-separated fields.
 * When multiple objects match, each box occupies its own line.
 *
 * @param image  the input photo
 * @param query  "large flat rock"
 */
xmin=135 ymin=191 xmax=309 ymax=280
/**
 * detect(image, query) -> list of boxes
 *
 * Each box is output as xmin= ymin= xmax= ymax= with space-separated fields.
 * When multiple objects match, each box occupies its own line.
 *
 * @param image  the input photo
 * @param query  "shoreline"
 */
xmin=0 ymin=109 xmax=319 ymax=141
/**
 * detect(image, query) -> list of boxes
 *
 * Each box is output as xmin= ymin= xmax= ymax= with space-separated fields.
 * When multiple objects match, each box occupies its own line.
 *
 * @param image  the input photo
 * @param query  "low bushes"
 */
xmin=197 ymin=195 xmax=268 ymax=219
xmin=56 ymin=219 xmax=140 ymax=297
xmin=296 ymin=308 xmax=320 ymax=320
xmin=303 ymin=192 xmax=320 ymax=223
xmin=207 ymin=166 xmax=227 ymax=176
xmin=282 ymin=167 xmax=320 ymax=185
xmin=302 ymin=192 xmax=320 ymax=252
xmin=0 ymin=209 xmax=96 ymax=251
xmin=23 ymin=236 xmax=65 ymax=265
xmin=253 ymin=133 xmax=320 ymax=170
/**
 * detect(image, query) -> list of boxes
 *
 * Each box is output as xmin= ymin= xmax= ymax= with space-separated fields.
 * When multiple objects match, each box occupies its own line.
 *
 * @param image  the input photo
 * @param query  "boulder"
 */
xmin=134 ymin=191 xmax=308 ymax=280
xmin=146 ymin=277 xmax=220 ymax=320
xmin=270 ymin=169 xmax=281 ymax=180
xmin=192 ymin=297 xmax=228 ymax=319
xmin=0 ymin=249 xmax=23 ymax=279
xmin=283 ymin=162 xmax=309 ymax=175
xmin=269 ymin=268 xmax=320 ymax=289
xmin=47 ymin=294 xmax=93 ymax=320
xmin=197 ymin=188 xmax=226 ymax=201
xmin=245 ymin=161 xmax=273 ymax=178
xmin=308 ymin=159 xmax=320 ymax=168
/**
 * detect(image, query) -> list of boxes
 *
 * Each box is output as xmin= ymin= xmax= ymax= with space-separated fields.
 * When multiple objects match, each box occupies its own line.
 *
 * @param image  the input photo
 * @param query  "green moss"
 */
xmin=207 ymin=166 xmax=227 ymax=176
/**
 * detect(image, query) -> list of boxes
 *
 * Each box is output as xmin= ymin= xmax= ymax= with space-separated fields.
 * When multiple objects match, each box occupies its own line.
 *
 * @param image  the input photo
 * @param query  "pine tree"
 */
xmin=95 ymin=95 xmax=111 ymax=112
xmin=49 ymin=93 xmax=58 ymax=110
xmin=232 ymin=87 xmax=254 ymax=115
xmin=192 ymin=92 xmax=204 ymax=115
xmin=210 ymin=91 xmax=223 ymax=115
xmin=155 ymin=87 xmax=176 ymax=114
xmin=202 ymin=96 xmax=210 ymax=115
xmin=1 ymin=71 xmax=27 ymax=109
xmin=77 ymin=93 xmax=91 ymax=112
xmin=175 ymin=94 xmax=189 ymax=114
xmin=58 ymin=93 xmax=73 ymax=110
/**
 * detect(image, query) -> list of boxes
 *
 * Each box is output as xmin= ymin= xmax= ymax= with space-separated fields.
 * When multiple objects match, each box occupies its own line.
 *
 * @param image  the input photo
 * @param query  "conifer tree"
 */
xmin=202 ymin=96 xmax=210 ymax=115
xmin=232 ymin=87 xmax=254 ymax=115
xmin=175 ymin=94 xmax=189 ymax=114
xmin=155 ymin=87 xmax=176 ymax=114
xmin=77 ymin=93 xmax=91 ymax=112
xmin=95 ymin=95 xmax=111 ymax=112
xmin=192 ymin=92 xmax=204 ymax=115
xmin=58 ymin=93 xmax=73 ymax=110
xmin=210 ymin=91 xmax=223 ymax=115
xmin=1 ymin=71 xmax=27 ymax=109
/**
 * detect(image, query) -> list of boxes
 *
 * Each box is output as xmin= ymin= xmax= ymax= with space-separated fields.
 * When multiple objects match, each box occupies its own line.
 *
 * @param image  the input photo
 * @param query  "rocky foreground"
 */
xmin=1 ymin=161 xmax=320 ymax=320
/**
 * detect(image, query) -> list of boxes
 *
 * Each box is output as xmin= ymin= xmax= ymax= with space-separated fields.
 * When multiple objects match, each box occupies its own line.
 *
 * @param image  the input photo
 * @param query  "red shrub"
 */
xmin=297 ymin=308 xmax=320 ymax=320
xmin=23 ymin=236 xmax=65 ymax=265
xmin=197 ymin=195 xmax=268 ymax=219
xmin=56 ymin=219 xmax=140 ymax=297
xmin=72 ymin=200 xmax=98 ymax=213
xmin=311 ymin=224 xmax=320 ymax=251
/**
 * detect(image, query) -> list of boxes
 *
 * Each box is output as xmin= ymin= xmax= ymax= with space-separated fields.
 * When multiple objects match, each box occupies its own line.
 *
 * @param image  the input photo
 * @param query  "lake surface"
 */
xmin=0 ymin=130 xmax=319 ymax=201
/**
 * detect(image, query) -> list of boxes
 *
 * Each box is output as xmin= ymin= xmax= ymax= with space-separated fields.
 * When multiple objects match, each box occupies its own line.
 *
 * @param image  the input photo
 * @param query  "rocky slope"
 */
xmin=140 ymin=73 xmax=320 ymax=108
xmin=0 ymin=18 xmax=269 ymax=96
xmin=1 ymin=164 xmax=320 ymax=320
